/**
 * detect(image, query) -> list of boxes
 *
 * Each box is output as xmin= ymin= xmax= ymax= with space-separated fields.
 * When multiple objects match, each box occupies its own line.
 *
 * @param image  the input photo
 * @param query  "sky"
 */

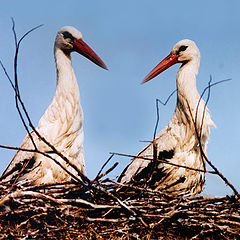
xmin=0 ymin=0 xmax=239 ymax=196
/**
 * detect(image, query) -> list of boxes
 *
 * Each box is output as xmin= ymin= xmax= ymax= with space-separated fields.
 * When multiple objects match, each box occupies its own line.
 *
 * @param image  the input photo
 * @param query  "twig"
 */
xmin=86 ymin=217 xmax=125 ymax=223
xmin=94 ymin=154 xmax=115 ymax=182
xmin=185 ymin=77 xmax=239 ymax=196
xmin=110 ymin=152 xmax=216 ymax=174
xmin=91 ymin=184 xmax=149 ymax=227
xmin=11 ymin=19 xmax=43 ymax=150
xmin=95 ymin=162 xmax=119 ymax=182
xmin=153 ymin=89 xmax=177 ymax=139
xmin=0 ymin=144 xmax=84 ymax=184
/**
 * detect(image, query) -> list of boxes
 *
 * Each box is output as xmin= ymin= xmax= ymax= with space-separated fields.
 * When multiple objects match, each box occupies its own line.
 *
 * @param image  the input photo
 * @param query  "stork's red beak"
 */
xmin=142 ymin=52 xmax=178 ymax=84
xmin=73 ymin=39 xmax=108 ymax=70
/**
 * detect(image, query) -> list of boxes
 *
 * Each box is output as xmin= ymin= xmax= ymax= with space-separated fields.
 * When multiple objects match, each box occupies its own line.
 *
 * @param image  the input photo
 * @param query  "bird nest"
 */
xmin=0 ymin=172 xmax=239 ymax=240
xmin=0 ymin=21 xmax=239 ymax=240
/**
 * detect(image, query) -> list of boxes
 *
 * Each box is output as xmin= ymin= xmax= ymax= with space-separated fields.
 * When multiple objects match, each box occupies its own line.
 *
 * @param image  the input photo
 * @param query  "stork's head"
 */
xmin=142 ymin=39 xmax=200 ymax=83
xmin=172 ymin=39 xmax=200 ymax=63
xmin=55 ymin=26 xmax=108 ymax=70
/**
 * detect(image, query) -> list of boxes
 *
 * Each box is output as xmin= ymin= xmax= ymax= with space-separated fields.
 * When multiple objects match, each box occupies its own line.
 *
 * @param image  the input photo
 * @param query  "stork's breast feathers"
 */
xmin=37 ymin=92 xmax=83 ymax=146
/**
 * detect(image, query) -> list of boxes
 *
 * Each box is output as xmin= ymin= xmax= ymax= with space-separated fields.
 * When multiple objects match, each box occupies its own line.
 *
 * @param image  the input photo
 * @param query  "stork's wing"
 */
xmin=1 ymin=131 xmax=40 ymax=182
xmin=118 ymin=126 xmax=178 ymax=185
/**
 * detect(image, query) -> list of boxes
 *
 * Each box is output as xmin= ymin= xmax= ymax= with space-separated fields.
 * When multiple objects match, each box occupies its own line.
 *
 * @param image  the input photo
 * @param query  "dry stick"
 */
xmin=95 ymin=162 xmax=119 ymax=182
xmin=0 ymin=190 xmax=115 ymax=209
xmin=0 ymin=159 xmax=34 ymax=197
xmin=0 ymin=144 xmax=83 ymax=184
xmin=148 ymin=92 xmax=176 ymax=184
xmin=196 ymin=77 xmax=231 ymax=138
xmin=92 ymin=184 xmax=149 ymax=227
xmin=147 ymin=101 xmax=159 ymax=185
xmin=0 ymin=190 xmax=61 ymax=207
xmin=12 ymin=19 xmax=43 ymax=151
xmin=94 ymin=154 xmax=115 ymax=182
xmin=0 ymin=60 xmax=39 ymax=150
xmin=147 ymin=89 xmax=197 ymax=186
xmin=86 ymin=217 xmax=125 ymax=223
xmin=197 ymin=80 xmax=239 ymax=195
xmin=195 ymin=78 xmax=212 ymax=172
xmin=153 ymin=99 xmax=160 ymax=140
xmin=110 ymin=152 xmax=216 ymax=174
xmin=153 ymin=89 xmax=177 ymax=139
xmin=185 ymin=78 xmax=239 ymax=196
xmin=1 ymin=20 xmax=87 ymax=184
xmin=110 ymin=179 xmax=170 ymax=197
xmin=194 ymin=77 xmax=231 ymax=172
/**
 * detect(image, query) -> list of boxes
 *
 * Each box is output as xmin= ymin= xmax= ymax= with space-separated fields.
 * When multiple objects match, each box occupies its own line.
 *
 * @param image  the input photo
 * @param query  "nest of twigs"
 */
xmin=0 ymin=21 xmax=239 ymax=240
xmin=0 ymin=175 xmax=239 ymax=240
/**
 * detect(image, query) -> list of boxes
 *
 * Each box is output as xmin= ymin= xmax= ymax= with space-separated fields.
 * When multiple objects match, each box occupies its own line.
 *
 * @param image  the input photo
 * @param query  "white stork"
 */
xmin=119 ymin=39 xmax=215 ymax=195
xmin=1 ymin=26 xmax=108 ymax=185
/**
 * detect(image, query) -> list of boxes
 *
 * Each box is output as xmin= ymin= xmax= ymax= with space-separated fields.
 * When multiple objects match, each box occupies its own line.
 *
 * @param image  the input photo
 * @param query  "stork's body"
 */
xmin=1 ymin=26 xmax=107 ymax=185
xmin=119 ymin=40 xmax=215 ymax=195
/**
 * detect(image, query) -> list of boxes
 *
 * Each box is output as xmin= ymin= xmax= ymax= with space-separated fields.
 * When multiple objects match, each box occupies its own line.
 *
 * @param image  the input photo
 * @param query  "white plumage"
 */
xmin=1 ymin=26 xmax=107 ymax=185
xmin=119 ymin=39 xmax=215 ymax=195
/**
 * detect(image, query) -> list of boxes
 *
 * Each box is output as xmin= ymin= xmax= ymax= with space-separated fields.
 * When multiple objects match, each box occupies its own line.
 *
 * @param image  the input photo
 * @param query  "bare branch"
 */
xmin=0 ymin=144 xmax=84 ymax=184
xmin=94 ymin=154 xmax=115 ymax=182
xmin=110 ymin=152 xmax=216 ymax=174
xmin=153 ymin=89 xmax=177 ymax=138
xmin=185 ymin=77 xmax=238 ymax=196
xmin=11 ymin=19 xmax=44 ymax=150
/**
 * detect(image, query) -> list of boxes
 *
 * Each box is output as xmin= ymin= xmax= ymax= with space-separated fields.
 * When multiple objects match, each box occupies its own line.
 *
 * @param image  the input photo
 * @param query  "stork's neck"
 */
xmin=174 ymin=57 xmax=215 ymax=137
xmin=175 ymin=58 xmax=205 ymax=132
xmin=54 ymin=48 xmax=79 ymax=97
xmin=37 ymin=47 xmax=83 ymax=146
xmin=176 ymin=58 xmax=200 ymax=109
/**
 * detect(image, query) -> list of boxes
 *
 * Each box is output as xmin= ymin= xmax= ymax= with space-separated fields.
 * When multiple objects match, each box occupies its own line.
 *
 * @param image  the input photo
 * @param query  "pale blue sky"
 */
xmin=0 ymin=0 xmax=239 ymax=196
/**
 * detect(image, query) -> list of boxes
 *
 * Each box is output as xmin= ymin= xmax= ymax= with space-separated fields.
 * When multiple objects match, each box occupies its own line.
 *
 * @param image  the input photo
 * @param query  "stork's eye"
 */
xmin=62 ymin=31 xmax=75 ymax=42
xmin=177 ymin=45 xmax=188 ymax=54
